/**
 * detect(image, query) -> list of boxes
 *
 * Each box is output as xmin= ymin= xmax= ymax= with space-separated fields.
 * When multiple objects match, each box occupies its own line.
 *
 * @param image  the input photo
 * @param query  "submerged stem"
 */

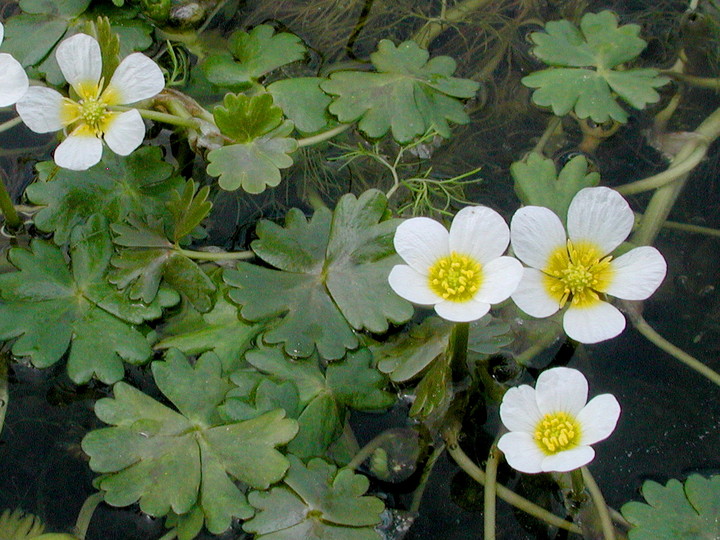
xmin=442 ymin=422 xmax=582 ymax=534
xmin=0 ymin=170 xmax=22 ymax=231
xmin=175 ymin=247 xmax=254 ymax=261
xmin=582 ymin=467 xmax=616 ymax=540
xmin=483 ymin=444 xmax=500 ymax=540
xmin=297 ymin=123 xmax=352 ymax=147
xmin=0 ymin=354 xmax=8 ymax=440
xmin=73 ymin=492 xmax=104 ymax=540
xmin=410 ymin=443 xmax=445 ymax=513
xmin=0 ymin=115 xmax=22 ymax=134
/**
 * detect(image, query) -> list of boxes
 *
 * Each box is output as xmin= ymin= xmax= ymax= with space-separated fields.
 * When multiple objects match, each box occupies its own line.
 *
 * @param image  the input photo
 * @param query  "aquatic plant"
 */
xmin=0 ymin=2 xmax=717 ymax=540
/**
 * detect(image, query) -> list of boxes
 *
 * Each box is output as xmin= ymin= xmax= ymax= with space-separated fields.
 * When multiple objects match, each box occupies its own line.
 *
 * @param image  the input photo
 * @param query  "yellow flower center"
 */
xmin=79 ymin=97 xmax=109 ymax=135
xmin=428 ymin=252 xmax=482 ymax=302
xmin=543 ymin=240 xmax=614 ymax=308
xmin=534 ymin=411 xmax=581 ymax=454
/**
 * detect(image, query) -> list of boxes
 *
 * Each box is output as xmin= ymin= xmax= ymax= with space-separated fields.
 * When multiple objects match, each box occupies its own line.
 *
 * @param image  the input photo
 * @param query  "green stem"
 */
xmin=663 ymin=70 xmax=720 ymax=90
xmin=622 ymin=300 xmax=720 ymax=387
xmin=448 ymin=322 xmax=469 ymax=380
xmin=73 ymin=492 xmax=104 ymax=540
xmin=636 ymin=212 xmax=720 ymax=238
xmin=483 ymin=444 xmax=500 ymax=540
xmin=532 ymin=117 xmax=563 ymax=155
xmin=0 ymin=115 xmax=22 ymax=134
xmin=582 ymin=467 xmax=616 ymax=540
xmin=410 ymin=443 xmax=445 ymax=513
xmin=442 ymin=422 xmax=582 ymax=534
xmin=175 ymin=247 xmax=254 ymax=261
xmin=157 ymin=531 xmax=178 ymax=540
xmin=413 ymin=0 xmax=494 ymax=48
xmin=0 ymin=170 xmax=22 ymax=231
xmin=297 ymin=123 xmax=352 ymax=147
xmin=570 ymin=468 xmax=585 ymax=500
xmin=0 ymin=354 xmax=8 ymax=440
xmin=346 ymin=430 xmax=398 ymax=471
xmin=111 ymin=106 xmax=200 ymax=129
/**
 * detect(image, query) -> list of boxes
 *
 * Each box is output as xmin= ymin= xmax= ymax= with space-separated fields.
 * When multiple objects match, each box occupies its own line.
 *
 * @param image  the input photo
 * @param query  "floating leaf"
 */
xmin=82 ymin=350 xmax=299 ymax=535
xmin=206 ymin=119 xmax=298 ymax=194
xmin=621 ymin=474 xmax=720 ymax=539
xmin=156 ymin=276 xmax=265 ymax=373
xmin=321 ymin=39 xmax=479 ymax=143
xmin=213 ymin=93 xmax=284 ymax=143
xmin=521 ymin=11 xmax=669 ymax=123
xmin=110 ymin=214 xmax=216 ymax=312
xmin=244 ymin=455 xmax=384 ymax=539
xmin=204 ymin=25 xmax=306 ymax=88
xmin=166 ymin=179 xmax=212 ymax=242
xmin=0 ymin=215 xmax=177 ymax=384
xmin=242 ymin=346 xmax=394 ymax=458
xmin=267 ymin=77 xmax=332 ymax=134
xmin=224 ymin=190 xmax=413 ymax=359
xmin=511 ymin=153 xmax=600 ymax=221
xmin=26 ymin=147 xmax=182 ymax=245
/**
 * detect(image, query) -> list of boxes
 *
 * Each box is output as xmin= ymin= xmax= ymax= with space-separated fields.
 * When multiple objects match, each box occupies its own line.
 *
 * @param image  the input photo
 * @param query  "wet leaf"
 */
xmin=511 ymin=153 xmax=600 ymax=221
xmin=0 ymin=215 xmax=177 ymax=384
xmin=26 ymin=147 xmax=182 ymax=245
xmin=409 ymin=353 xmax=451 ymax=419
xmin=267 ymin=77 xmax=332 ymax=134
xmin=321 ymin=39 xmax=479 ymax=143
xmin=522 ymin=10 xmax=669 ymax=123
xmin=204 ymin=25 xmax=306 ymax=87
xmin=167 ymin=179 xmax=212 ymax=242
xmin=82 ymin=350 xmax=299 ymax=535
xmin=224 ymin=190 xmax=412 ymax=359
xmin=244 ymin=455 xmax=384 ymax=539
xmin=213 ymin=93 xmax=284 ymax=143
xmin=109 ymin=214 xmax=216 ymax=312
xmin=622 ymin=474 xmax=720 ymax=539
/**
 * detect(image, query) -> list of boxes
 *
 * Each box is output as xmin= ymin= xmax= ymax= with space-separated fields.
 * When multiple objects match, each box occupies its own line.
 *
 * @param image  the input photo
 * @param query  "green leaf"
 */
xmin=166 ymin=179 xmax=213 ymax=242
xmin=1 ymin=13 xmax=68 ymax=67
xmin=213 ymin=93 xmax=284 ymax=143
xmin=225 ymin=190 xmax=412 ymax=359
xmin=244 ymin=346 xmax=393 ymax=458
xmin=521 ymin=11 xmax=669 ymax=123
xmin=26 ymin=147 xmax=182 ymax=245
xmin=409 ymin=352 xmax=451 ymax=419
xmin=204 ymin=25 xmax=306 ymax=87
xmin=0 ymin=215 xmax=177 ymax=384
xmin=82 ymin=351 xmax=299 ymax=535
xmin=92 ymin=16 xmax=121 ymax=84
xmin=621 ymin=474 xmax=720 ymax=539
xmin=244 ymin=455 xmax=384 ymax=539
xmin=156 ymin=276 xmax=265 ymax=373
xmin=206 ymin=120 xmax=298 ymax=194
xmin=109 ymin=214 xmax=216 ymax=312
xmin=511 ymin=153 xmax=600 ymax=221
xmin=321 ymin=39 xmax=479 ymax=143
xmin=267 ymin=77 xmax=332 ymax=134
xmin=19 ymin=0 xmax=90 ymax=16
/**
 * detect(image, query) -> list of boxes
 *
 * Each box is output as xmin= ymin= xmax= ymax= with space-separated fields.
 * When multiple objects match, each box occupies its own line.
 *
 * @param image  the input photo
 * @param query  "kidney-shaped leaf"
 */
xmin=522 ymin=10 xmax=668 ymax=122
xmin=244 ymin=455 xmax=384 ymax=539
xmin=82 ymin=351 xmax=299 ymax=535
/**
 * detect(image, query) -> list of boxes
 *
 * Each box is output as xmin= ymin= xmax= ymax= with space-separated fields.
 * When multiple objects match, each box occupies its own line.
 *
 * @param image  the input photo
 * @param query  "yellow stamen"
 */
xmin=534 ymin=411 xmax=581 ymax=454
xmin=543 ymin=240 xmax=614 ymax=308
xmin=428 ymin=252 xmax=483 ymax=303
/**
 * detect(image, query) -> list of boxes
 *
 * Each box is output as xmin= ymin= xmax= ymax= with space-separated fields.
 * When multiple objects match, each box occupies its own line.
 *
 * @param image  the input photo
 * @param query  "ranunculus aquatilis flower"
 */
xmin=16 ymin=33 xmax=165 ymax=171
xmin=510 ymin=186 xmax=667 ymax=343
xmin=498 ymin=367 xmax=620 ymax=473
xmin=388 ymin=206 xmax=523 ymax=322
xmin=0 ymin=23 xmax=29 ymax=107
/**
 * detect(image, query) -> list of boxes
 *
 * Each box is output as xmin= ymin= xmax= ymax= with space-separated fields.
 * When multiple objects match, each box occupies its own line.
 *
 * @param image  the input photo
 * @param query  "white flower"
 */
xmin=388 ymin=206 xmax=523 ymax=322
xmin=498 ymin=367 xmax=620 ymax=473
xmin=510 ymin=187 xmax=667 ymax=343
xmin=0 ymin=22 xmax=29 ymax=107
xmin=16 ymin=33 xmax=165 ymax=171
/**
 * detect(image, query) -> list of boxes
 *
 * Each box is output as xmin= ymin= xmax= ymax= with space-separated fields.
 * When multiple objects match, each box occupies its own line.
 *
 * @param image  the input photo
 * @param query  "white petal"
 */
xmin=511 ymin=267 xmax=560 ymax=317
xmin=434 ymin=298 xmax=490 ymax=322
xmin=449 ymin=206 xmax=510 ymax=264
xmin=577 ymin=394 xmax=621 ymax=445
xmin=16 ymin=87 xmax=65 ymax=133
xmin=497 ymin=432 xmax=545 ymax=474
xmin=388 ymin=265 xmax=441 ymax=305
xmin=0 ymin=54 xmax=28 ymax=106
xmin=56 ymin=33 xmax=101 ymax=94
xmin=475 ymin=256 xmax=523 ymax=304
xmin=105 ymin=53 xmax=165 ymax=105
xmin=535 ymin=367 xmax=588 ymax=416
xmin=500 ymin=385 xmax=542 ymax=432
xmin=394 ymin=217 xmax=449 ymax=273
xmin=54 ymin=133 xmax=103 ymax=171
xmin=567 ymin=187 xmax=634 ymax=254
xmin=103 ymin=109 xmax=145 ymax=156
xmin=604 ymin=246 xmax=667 ymax=300
xmin=0 ymin=22 xmax=4 ymax=46
xmin=563 ymin=301 xmax=626 ymax=344
xmin=541 ymin=446 xmax=595 ymax=472
xmin=510 ymin=206 xmax=566 ymax=269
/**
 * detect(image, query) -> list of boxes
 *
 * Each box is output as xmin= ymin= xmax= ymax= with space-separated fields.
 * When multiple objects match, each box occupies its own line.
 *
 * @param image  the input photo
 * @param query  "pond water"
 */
xmin=0 ymin=0 xmax=719 ymax=539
